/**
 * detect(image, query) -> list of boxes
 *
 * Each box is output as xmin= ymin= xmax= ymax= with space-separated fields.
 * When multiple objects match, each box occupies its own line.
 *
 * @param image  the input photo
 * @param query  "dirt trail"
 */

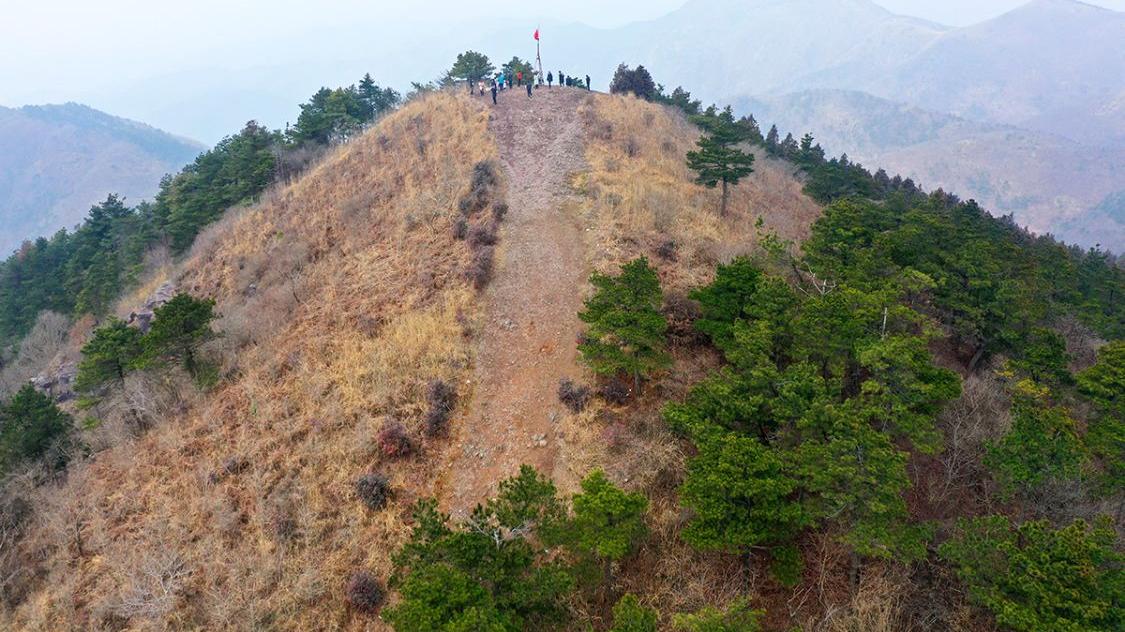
xmin=444 ymin=86 xmax=590 ymax=518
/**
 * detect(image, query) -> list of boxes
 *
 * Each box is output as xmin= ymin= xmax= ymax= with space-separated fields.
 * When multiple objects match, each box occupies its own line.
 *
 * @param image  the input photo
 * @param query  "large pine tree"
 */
xmin=686 ymin=134 xmax=755 ymax=217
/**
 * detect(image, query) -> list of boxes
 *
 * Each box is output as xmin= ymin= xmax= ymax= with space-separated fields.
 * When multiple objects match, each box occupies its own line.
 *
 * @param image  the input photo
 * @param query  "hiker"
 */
xmin=559 ymin=72 xmax=566 ymax=87
xmin=547 ymin=71 xmax=553 ymax=87
xmin=526 ymin=81 xmax=533 ymax=98
xmin=467 ymin=77 xmax=473 ymax=94
xmin=586 ymin=74 xmax=591 ymax=90
xmin=517 ymin=71 xmax=523 ymax=86
xmin=491 ymin=82 xmax=497 ymax=105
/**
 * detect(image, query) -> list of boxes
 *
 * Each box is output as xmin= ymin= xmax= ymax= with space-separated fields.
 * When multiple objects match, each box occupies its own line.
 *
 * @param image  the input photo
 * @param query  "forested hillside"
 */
xmin=0 ymin=74 xmax=399 ymax=349
xmin=0 ymin=57 xmax=1121 ymax=631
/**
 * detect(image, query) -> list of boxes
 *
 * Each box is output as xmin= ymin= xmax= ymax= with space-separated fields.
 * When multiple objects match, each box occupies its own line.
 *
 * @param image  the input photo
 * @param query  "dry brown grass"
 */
xmin=573 ymin=93 xmax=821 ymax=290
xmin=2 ymin=91 xmax=495 ymax=631
xmin=548 ymin=93 xmax=826 ymax=627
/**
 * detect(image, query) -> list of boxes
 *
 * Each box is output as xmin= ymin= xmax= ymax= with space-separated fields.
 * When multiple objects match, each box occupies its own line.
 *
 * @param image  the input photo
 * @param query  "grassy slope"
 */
xmin=5 ymin=91 xmax=826 ymax=630
xmin=6 ymin=92 xmax=493 ymax=631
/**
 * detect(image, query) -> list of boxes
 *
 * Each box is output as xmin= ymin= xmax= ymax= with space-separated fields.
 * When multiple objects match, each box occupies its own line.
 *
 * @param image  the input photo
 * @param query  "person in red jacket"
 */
xmin=516 ymin=71 xmax=523 ymax=86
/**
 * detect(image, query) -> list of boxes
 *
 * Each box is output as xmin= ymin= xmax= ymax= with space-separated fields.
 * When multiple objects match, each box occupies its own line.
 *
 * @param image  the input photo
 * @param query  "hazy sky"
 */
xmin=2 ymin=0 xmax=1123 ymax=139
xmin=3 ymin=0 xmax=1123 ymax=98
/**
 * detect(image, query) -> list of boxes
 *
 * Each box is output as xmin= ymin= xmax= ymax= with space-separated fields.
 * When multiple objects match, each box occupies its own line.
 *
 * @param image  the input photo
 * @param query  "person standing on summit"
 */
xmin=547 ymin=71 xmax=553 ymax=87
xmin=491 ymin=81 xmax=497 ymax=105
xmin=586 ymin=74 xmax=591 ymax=90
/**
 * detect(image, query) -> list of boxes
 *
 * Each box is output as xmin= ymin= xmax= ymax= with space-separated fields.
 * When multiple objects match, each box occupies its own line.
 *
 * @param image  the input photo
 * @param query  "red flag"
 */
xmin=534 ymin=28 xmax=540 ymax=41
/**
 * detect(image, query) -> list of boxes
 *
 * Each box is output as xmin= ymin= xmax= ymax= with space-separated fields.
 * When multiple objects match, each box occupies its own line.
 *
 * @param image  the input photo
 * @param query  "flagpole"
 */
xmin=536 ymin=25 xmax=543 ymax=83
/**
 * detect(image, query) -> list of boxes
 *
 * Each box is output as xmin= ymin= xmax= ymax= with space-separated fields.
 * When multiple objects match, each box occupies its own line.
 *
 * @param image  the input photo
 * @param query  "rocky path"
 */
xmin=444 ymin=86 xmax=590 ymax=517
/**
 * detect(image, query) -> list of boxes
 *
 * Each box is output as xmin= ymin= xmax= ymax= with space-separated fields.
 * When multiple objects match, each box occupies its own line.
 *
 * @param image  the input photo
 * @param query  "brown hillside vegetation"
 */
xmin=4 ymin=88 xmax=827 ymax=631
xmin=4 ymin=92 xmax=494 ymax=631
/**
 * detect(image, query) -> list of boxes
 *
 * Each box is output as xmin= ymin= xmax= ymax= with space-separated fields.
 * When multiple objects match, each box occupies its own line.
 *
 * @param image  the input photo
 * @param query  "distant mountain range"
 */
xmin=0 ymin=103 xmax=203 ymax=256
xmin=542 ymin=0 xmax=1123 ymax=148
xmin=737 ymin=90 xmax=1125 ymax=251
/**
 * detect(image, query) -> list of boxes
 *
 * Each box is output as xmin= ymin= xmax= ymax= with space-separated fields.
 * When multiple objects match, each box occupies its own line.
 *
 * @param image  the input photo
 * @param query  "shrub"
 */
xmin=377 ymin=421 xmax=413 ymax=458
xmin=222 ymin=456 xmax=249 ymax=476
xmin=599 ymin=380 xmax=631 ymax=405
xmin=345 ymin=570 xmax=386 ymax=614
xmin=557 ymin=378 xmax=591 ymax=413
xmin=451 ymin=217 xmax=468 ymax=240
xmin=268 ymin=503 xmax=298 ymax=540
xmin=355 ymin=472 xmax=391 ymax=510
xmin=467 ymin=222 xmax=498 ymax=249
xmin=424 ymin=379 xmax=457 ymax=437
xmin=663 ymin=291 xmax=704 ymax=347
xmin=491 ymin=203 xmax=509 ymax=221
xmin=458 ymin=160 xmax=500 ymax=216
xmin=470 ymin=160 xmax=499 ymax=192
xmin=466 ymin=246 xmax=495 ymax=290
xmin=655 ymin=240 xmax=677 ymax=261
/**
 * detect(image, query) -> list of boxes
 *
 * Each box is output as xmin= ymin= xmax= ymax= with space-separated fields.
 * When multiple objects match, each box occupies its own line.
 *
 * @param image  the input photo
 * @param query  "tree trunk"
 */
xmin=720 ymin=180 xmax=730 ymax=217
xmin=848 ymin=551 xmax=861 ymax=593
xmin=742 ymin=550 xmax=754 ymax=588
xmin=967 ymin=342 xmax=987 ymax=373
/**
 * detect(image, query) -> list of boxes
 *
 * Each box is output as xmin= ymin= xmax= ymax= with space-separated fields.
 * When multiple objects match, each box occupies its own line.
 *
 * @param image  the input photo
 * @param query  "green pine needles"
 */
xmin=578 ymin=257 xmax=670 ymax=393
xmin=686 ymin=109 xmax=756 ymax=216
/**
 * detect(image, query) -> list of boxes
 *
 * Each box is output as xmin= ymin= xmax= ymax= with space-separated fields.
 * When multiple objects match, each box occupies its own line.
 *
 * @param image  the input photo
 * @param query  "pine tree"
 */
xmin=764 ymin=125 xmax=780 ymax=155
xmin=357 ymin=72 xmax=400 ymax=121
xmin=780 ymin=132 xmax=799 ymax=159
xmin=738 ymin=114 xmax=763 ymax=144
xmin=679 ymin=429 xmax=807 ymax=580
xmin=986 ymin=380 xmax=1085 ymax=496
xmin=385 ymin=467 xmax=574 ymax=632
xmin=140 ymin=293 xmax=216 ymax=376
xmin=75 ymin=318 xmax=143 ymax=393
xmin=939 ymin=515 xmax=1123 ymax=632
xmin=0 ymin=384 xmax=71 ymax=471
xmin=1077 ymin=341 xmax=1125 ymax=495
xmin=578 ymin=258 xmax=670 ymax=392
xmin=571 ymin=469 xmax=648 ymax=583
xmin=446 ymin=50 xmax=495 ymax=84
xmin=609 ymin=64 xmax=657 ymax=100
xmin=686 ymin=134 xmax=756 ymax=216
